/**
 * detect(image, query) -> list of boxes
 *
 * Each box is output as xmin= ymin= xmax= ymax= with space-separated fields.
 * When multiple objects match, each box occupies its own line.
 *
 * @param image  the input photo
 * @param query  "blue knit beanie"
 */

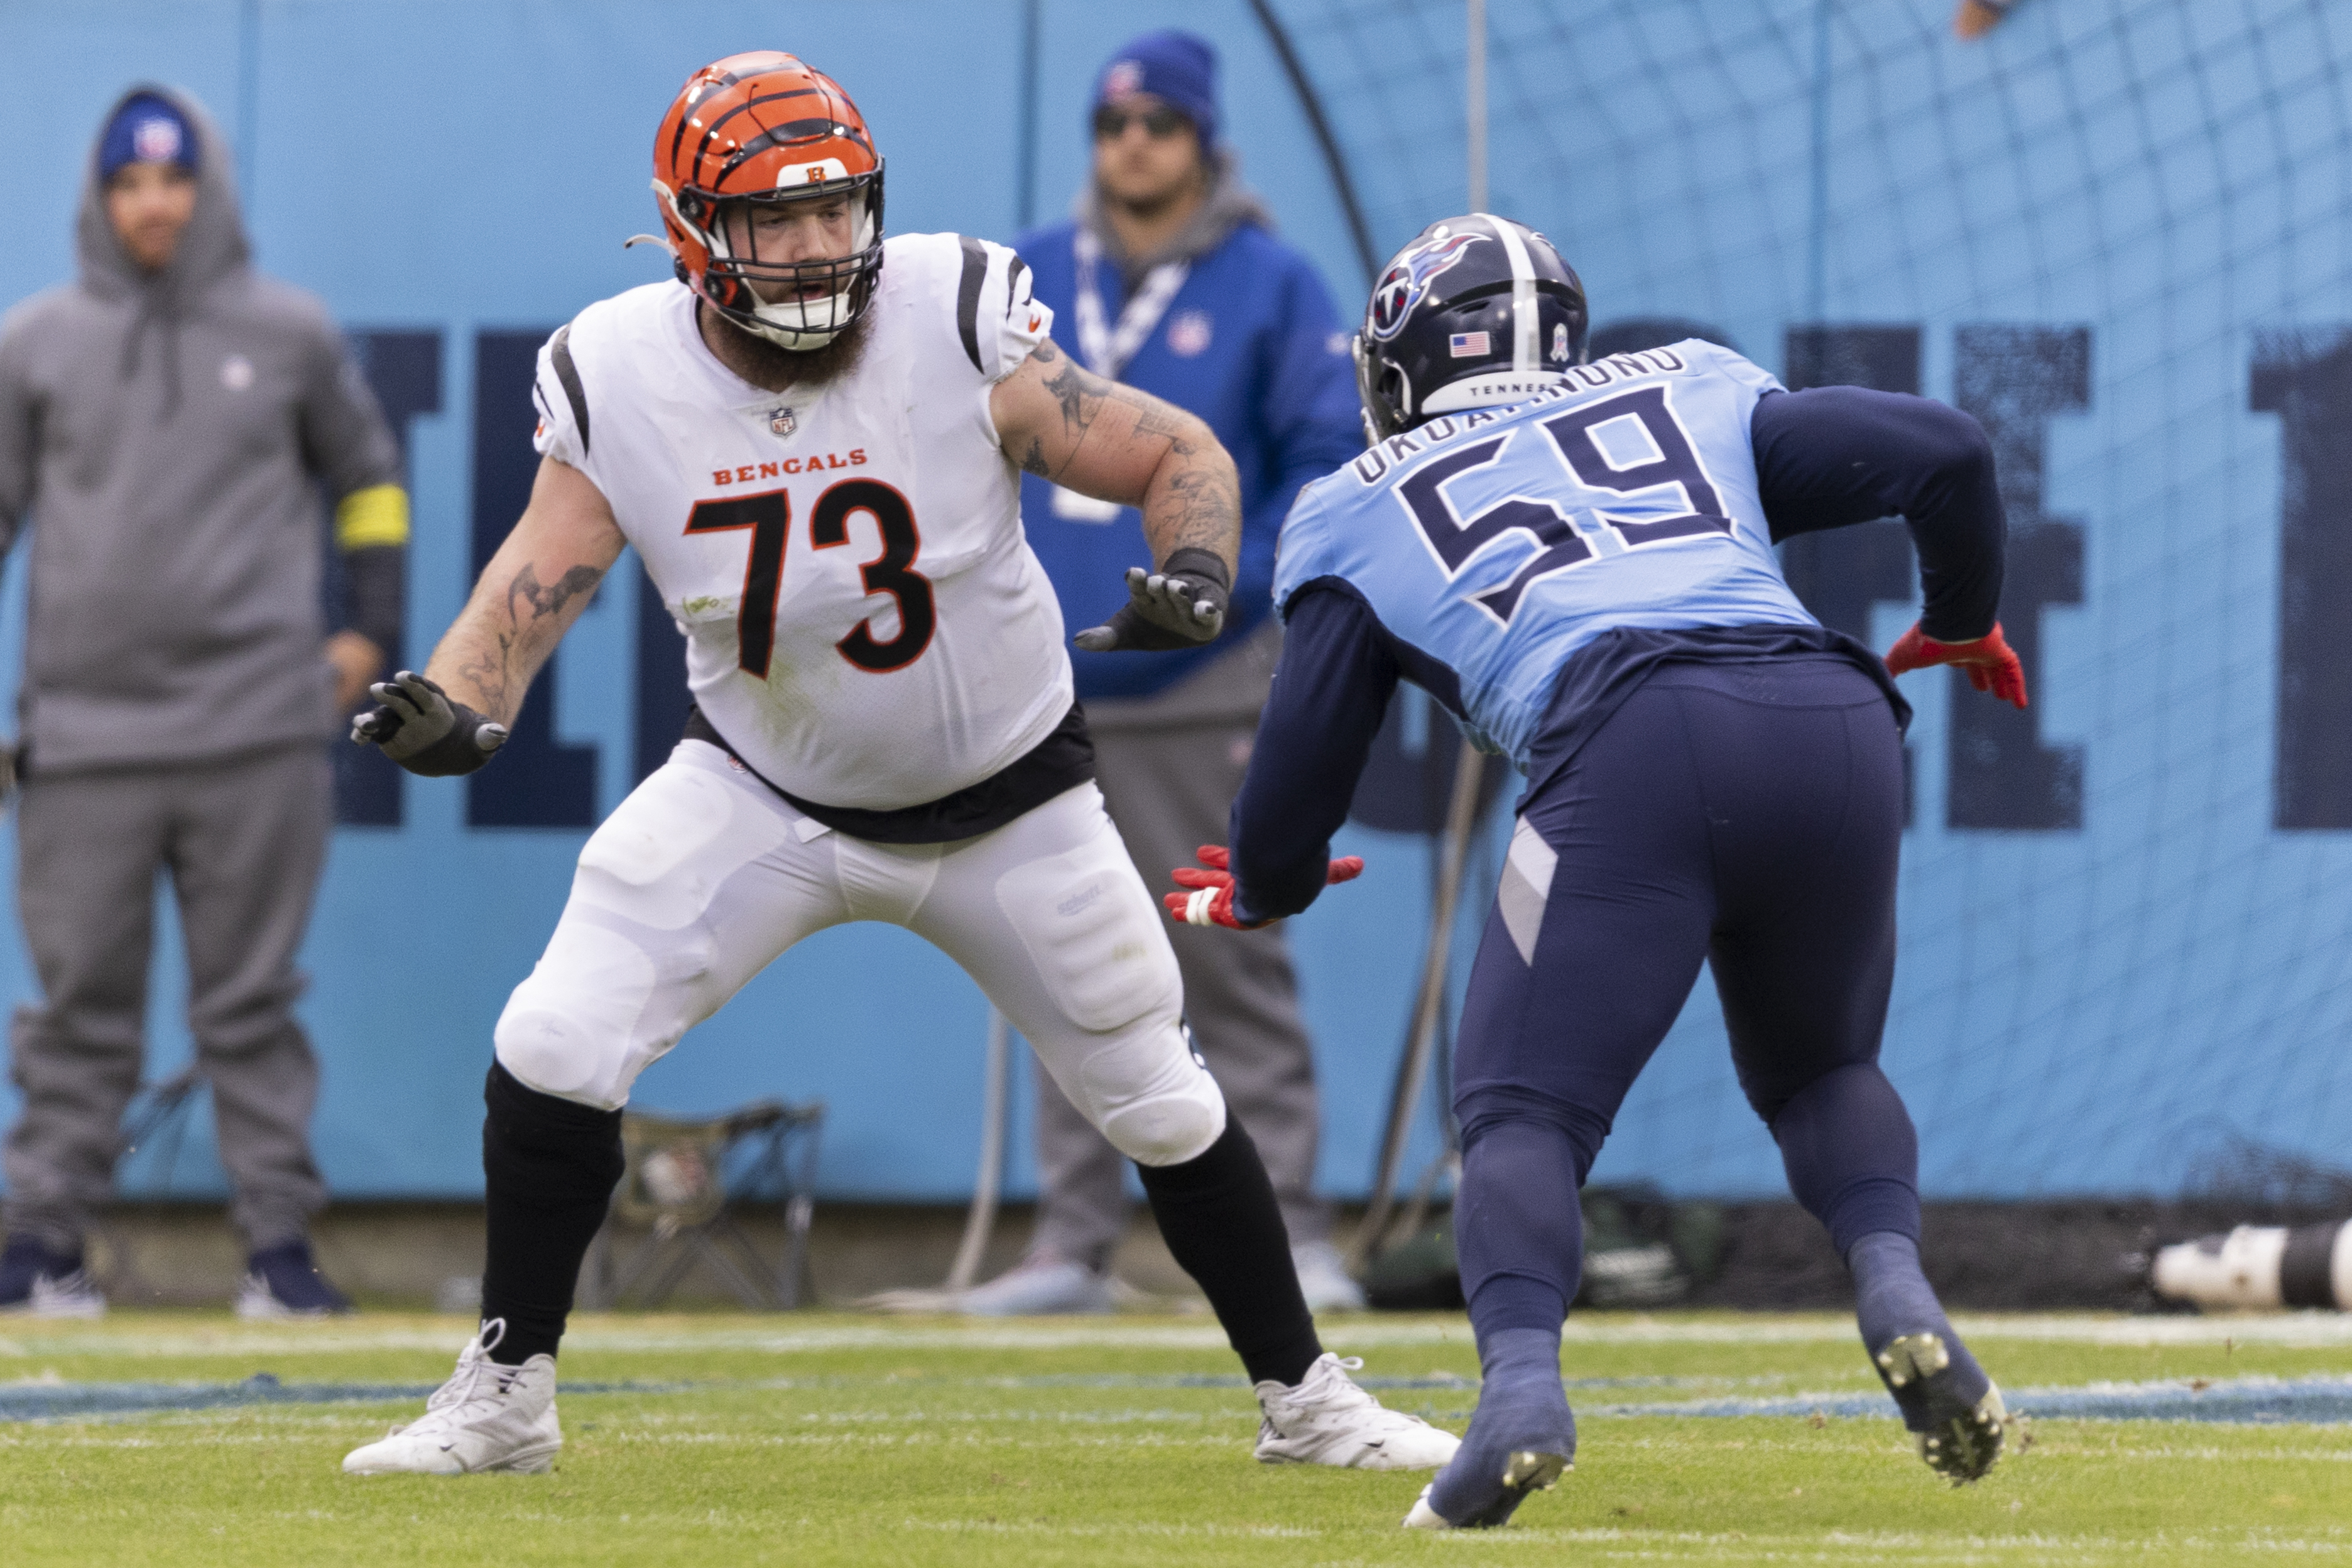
xmin=99 ymin=92 xmax=197 ymax=182
xmin=1094 ymin=31 xmax=1218 ymax=147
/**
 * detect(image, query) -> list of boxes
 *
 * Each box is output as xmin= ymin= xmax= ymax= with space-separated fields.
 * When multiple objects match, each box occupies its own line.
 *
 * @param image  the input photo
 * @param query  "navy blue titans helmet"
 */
xmin=1353 ymin=215 xmax=1590 ymax=441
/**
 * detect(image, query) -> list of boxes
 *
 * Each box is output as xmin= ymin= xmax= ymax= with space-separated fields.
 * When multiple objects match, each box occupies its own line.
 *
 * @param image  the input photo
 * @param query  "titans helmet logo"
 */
xmin=1366 ymin=232 xmax=1484 ymax=342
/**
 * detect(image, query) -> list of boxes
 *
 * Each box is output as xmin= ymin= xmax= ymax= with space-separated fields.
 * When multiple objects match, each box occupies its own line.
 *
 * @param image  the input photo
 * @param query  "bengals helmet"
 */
xmin=1353 ymin=215 xmax=1588 ymax=441
xmin=651 ymin=52 xmax=885 ymax=351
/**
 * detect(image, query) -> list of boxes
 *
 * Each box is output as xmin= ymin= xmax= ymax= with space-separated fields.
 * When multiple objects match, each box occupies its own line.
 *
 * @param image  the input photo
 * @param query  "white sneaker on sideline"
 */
xmin=21 ymin=1268 xmax=106 ymax=1320
xmin=342 ymin=1332 xmax=560 ymax=1476
xmin=950 ymin=1255 xmax=1115 ymax=1316
xmin=1254 ymin=1352 xmax=1462 ymax=1470
xmin=1292 ymin=1240 xmax=1367 ymax=1313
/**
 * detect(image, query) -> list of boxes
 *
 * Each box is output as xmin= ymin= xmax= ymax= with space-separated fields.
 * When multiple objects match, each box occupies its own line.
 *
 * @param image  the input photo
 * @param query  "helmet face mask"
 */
xmin=653 ymin=52 xmax=887 ymax=353
xmin=1353 ymin=215 xmax=1589 ymax=442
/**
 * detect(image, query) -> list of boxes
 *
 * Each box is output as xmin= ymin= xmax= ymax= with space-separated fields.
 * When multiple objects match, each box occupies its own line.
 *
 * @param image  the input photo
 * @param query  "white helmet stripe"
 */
xmin=1480 ymin=213 xmax=1540 ymax=372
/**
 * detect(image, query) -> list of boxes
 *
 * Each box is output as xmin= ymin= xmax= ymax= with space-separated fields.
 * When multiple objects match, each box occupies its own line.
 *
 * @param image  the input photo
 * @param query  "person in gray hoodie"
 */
xmin=0 ymin=86 xmax=408 ymax=1318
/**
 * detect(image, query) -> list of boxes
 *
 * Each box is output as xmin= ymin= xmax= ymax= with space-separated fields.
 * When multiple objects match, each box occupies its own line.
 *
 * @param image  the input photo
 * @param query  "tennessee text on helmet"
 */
xmin=650 ymin=51 xmax=886 ymax=351
xmin=1351 ymin=214 xmax=1589 ymax=442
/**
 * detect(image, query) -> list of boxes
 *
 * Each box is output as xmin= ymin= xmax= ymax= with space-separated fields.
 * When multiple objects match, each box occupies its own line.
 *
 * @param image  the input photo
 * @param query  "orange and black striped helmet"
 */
xmin=651 ymin=52 xmax=885 ymax=350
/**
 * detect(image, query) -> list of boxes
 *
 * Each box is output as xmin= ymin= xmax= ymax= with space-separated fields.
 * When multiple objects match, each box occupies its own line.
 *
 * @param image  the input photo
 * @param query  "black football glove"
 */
xmin=1072 ymin=548 xmax=1231 ymax=653
xmin=350 ymin=671 xmax=509 ymax=776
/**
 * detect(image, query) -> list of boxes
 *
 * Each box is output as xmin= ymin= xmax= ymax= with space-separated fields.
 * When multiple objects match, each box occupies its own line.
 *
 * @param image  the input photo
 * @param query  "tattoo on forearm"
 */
xmin=505 ymin=562 xmax=606 ymax=626
xmin=1030 ymin=339 xmax=1060 ymax=364
xmin=452 ymin=636 xmax=512 ymax=717
xmin=444 ymin=560 xmax=605 ymax=722
xmin=1148 ymin=453 xmax=1242 ymax=565
xmin=1019 ymin=437 xmax=1050 ymax=477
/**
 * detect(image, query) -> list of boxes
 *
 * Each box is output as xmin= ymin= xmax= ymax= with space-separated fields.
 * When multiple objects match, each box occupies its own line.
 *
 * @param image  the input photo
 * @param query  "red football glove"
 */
xmin=1165 ymin=844 xmax=1364 ymax=930
xmin=1883 ymin=621 xmax=2029 ymax=709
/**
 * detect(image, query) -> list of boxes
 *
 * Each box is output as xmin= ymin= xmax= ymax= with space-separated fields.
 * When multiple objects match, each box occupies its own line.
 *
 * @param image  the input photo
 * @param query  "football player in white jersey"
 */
xmin=339 ymin=52 xmax=1455 ymax=1481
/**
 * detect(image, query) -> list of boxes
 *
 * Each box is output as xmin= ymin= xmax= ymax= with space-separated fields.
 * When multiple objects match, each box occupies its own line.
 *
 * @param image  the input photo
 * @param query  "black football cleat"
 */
xmin=1875 ymin=1331 xmax=2006 ymax=1484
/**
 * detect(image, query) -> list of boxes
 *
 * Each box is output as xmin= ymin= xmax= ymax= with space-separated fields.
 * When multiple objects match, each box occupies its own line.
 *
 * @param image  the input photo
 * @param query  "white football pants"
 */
xmin=493 ymin=741 xmax=1228 ymax=1168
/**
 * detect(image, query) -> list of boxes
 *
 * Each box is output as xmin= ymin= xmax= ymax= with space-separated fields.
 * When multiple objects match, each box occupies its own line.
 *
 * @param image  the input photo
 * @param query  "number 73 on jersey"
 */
xmin=682 ymin=478 xmax=937 ymax=677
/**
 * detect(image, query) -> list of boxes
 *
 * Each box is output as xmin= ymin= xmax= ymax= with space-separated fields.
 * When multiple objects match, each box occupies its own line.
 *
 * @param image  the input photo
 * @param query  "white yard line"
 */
xmin=4 ymin=1310 xmax=2349 ymax=1361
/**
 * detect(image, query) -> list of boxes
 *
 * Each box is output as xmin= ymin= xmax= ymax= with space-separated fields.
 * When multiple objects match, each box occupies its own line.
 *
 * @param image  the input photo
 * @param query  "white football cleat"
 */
xmin=1253 ymin=1353 xmax=1462 ymax=1470
xmin=22 ymin=1268 xmax=107 ymax=1320
xmin=342 ymin=1332 xmax=561 ymax=1476
xmin=946 ymin=1255 xmax=1116 ymax=1317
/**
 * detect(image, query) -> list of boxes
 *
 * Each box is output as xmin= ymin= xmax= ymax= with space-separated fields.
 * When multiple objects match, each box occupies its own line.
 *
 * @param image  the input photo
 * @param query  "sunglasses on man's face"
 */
xmin=1093 ymin=104 xmax=1189 ymax=141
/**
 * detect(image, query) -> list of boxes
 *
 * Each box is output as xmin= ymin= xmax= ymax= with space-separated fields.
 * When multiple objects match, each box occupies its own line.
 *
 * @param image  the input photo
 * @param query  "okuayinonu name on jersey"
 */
xmin=1272 ymin=339 xmax=1815 ymax=770
xmin=1231 ymin=337 xmax=2008 ymax=922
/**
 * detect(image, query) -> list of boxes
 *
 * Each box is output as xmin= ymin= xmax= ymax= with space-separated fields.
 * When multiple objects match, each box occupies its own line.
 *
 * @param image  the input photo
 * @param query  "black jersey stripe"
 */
xmin=1005 ymin=253 xmax=1029 ymax=317
xmin=550 ymin=323 xmax=591 ymax=457
xmin=956 ymin=236 xmax=989 ymax=373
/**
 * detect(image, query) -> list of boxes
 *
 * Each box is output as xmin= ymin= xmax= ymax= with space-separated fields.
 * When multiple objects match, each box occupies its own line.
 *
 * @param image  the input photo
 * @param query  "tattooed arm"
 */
xmin=423 ymin=456 xmax=626 ymax=725
xmin=988 ymin=339 xmax=1241 ymax=580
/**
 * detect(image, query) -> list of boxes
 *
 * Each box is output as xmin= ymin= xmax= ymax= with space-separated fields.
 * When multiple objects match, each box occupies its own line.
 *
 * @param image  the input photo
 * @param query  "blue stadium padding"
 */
xmin=0 ymin=1 xmax=2344 ymax=1202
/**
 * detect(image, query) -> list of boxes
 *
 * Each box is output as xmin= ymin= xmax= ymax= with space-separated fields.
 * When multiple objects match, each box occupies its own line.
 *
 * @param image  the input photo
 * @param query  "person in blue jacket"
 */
xmin=1168 ymin=214 xmax=2028 ymax=1527
xmin=954 ymin=31 xmax=1368 ymax=1315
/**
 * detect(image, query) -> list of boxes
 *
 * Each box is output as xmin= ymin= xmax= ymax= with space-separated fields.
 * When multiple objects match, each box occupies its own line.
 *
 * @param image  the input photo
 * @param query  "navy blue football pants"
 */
xmin=1452 ymin=655 xmax=1922 ymax=1336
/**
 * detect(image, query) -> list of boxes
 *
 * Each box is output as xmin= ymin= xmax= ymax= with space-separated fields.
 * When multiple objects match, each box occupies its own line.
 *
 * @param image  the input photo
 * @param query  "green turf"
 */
xmin=3 ymin=1311 xmax=2349 ymax=1565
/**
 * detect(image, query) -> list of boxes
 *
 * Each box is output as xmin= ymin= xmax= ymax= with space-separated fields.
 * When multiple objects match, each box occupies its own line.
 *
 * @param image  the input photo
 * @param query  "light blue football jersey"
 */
xmin=1271 ymin=339 xmax=1818 ymax=771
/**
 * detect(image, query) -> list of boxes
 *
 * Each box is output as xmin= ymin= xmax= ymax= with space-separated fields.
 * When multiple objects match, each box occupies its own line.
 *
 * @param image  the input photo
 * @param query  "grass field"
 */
xmin=5 ymin=1310 xmax=2352 ymax=1565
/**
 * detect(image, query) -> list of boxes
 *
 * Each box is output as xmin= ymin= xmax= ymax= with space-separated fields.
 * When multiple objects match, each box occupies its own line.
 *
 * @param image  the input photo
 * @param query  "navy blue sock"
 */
xmin=1848 ymin=1231 xmax=1988 ymax=1417
xmin=1455 ymin=1113 xmax=1589 ymax=1340
xmin=1427 ymin=1326 xmax=1576 ymax=1524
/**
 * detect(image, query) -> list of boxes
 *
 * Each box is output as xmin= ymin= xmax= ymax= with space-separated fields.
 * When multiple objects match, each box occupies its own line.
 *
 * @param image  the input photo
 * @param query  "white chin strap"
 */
xmin=741 ymin=297 xmax=855 ymax=351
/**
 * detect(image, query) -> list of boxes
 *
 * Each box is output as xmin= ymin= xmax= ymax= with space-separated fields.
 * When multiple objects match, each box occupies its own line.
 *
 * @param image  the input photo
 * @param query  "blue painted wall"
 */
xmin=0 ymin=0 xmax=2344 ymax=1203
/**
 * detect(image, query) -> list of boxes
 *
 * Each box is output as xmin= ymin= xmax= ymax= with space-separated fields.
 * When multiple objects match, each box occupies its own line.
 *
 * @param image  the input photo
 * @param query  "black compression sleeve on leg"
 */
xmin=479 ymin=1062 xmax=625 ymax=1365
xmin=1135 ymin=1118 xmax=1324 ymax=1387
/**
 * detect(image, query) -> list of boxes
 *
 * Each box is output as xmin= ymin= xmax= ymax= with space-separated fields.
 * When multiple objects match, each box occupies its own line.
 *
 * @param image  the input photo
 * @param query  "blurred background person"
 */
xmin=0 ymin=86 xmax=408 ymax=1317
xmin=956 ymin=31 xmax=1366 ymax=1314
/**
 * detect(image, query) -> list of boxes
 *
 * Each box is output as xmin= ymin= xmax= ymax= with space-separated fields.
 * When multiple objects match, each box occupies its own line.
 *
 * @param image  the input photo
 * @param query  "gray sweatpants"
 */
xmin=4 ymin=744 xmax=330 ymax=1251
xmin=1032 ymin=628 xmax=1332 ymax=1271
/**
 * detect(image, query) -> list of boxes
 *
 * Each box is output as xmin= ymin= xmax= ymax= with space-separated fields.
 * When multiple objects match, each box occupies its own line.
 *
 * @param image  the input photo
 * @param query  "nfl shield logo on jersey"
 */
xmin=1168 ymin=311 xmax=1213 ymax=357
xmin=768 ymin=406 xmax=797 ymax=438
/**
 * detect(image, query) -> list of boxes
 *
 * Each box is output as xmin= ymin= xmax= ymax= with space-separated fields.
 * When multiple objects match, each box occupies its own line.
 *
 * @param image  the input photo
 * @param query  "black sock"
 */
xmin=478 ymin=1062 xmax=624 ymax=1366
xmin=1135 ymin=1118 xmax=1322 ymax=1387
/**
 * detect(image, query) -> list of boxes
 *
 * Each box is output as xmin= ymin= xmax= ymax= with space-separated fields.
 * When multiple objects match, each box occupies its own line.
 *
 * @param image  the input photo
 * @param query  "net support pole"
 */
xmin=1015 ymin=0 xmax=1042 ymax=229
xmin=1807 ymin=0 xmax=1832 ymax=322
xmin=236 ymin=0 xmax=261 ymax=207
xmin=1349 ymin=739 xmax=1486 ymax=1273
xmin=945 ymin=1008 xmax=1011 ymax=1292
xmin=1467 ymin=0 xmax=1489 ymax=212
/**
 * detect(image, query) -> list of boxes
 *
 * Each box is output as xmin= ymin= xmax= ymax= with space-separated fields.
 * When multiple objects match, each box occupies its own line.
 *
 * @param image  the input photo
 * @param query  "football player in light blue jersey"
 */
xmin=1163 ymin=215 xmax=2027 ymax=1528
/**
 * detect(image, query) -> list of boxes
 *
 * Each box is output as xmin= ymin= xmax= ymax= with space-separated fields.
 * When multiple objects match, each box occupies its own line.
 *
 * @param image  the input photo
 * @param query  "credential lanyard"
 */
xmin=1073 ymin=227 xmax=1190 ymax=379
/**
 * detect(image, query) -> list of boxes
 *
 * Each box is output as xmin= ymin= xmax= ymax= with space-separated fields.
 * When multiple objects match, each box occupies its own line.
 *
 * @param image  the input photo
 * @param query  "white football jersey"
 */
xmin=531 ymin=233 xmax=1067 ymax=811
